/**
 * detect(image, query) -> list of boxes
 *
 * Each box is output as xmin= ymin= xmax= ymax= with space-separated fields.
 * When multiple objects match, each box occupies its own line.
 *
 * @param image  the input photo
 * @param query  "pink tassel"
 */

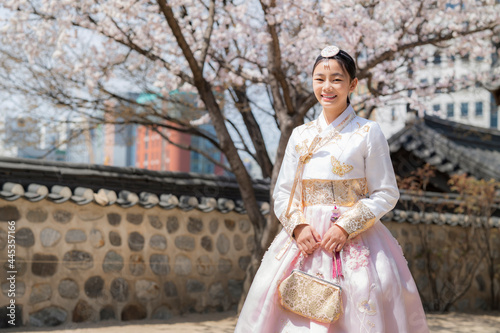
xmin=332 ymin=251 xmax=343 ymax=278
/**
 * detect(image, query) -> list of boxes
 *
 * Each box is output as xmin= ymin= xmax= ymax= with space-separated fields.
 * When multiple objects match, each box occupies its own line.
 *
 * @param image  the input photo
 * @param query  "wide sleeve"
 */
xmin=336 ymin=122 xmax=399 ymax=239
xmin=273 ymin=129 xmax=308 ymax=238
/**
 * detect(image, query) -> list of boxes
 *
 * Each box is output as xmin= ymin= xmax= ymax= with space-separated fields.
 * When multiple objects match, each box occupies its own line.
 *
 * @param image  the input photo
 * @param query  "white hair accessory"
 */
xmin=320 ymin=45 xmax=340 ymax=58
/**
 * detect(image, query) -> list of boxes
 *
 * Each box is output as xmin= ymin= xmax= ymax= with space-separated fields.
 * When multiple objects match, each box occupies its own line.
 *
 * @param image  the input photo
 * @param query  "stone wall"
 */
xmin=1 ymin=199 xmax=499 ymax=328
xmin=0 ymin=199 xmax=254 ymax=327
xmin=385 ymin=220 xmax=500 ymax=312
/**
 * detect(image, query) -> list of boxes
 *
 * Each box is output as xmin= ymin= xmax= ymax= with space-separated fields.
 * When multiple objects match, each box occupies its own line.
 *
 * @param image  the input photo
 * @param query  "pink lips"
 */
xmin=322 ymin=94 xmax=337 ymax=102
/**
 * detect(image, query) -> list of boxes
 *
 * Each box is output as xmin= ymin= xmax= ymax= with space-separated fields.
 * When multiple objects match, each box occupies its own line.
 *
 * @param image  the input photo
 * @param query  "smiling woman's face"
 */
xmin=312 ymin=59 xmax=357 ymax=116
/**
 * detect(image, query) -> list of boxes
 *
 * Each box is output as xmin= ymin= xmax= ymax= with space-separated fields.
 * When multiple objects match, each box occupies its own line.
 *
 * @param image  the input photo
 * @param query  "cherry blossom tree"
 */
xmin=0 ymin=0 xmax=499 ymax=308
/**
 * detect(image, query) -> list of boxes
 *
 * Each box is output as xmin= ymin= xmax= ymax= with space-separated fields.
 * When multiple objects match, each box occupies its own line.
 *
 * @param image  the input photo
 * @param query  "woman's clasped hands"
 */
xmin=293 ymin=223 xmax=348 ymax=256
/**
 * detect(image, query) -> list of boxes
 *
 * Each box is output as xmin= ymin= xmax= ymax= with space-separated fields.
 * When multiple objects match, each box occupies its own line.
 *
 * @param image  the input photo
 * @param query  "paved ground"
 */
xmin=5 ymin=310 xmax=500 ymax=332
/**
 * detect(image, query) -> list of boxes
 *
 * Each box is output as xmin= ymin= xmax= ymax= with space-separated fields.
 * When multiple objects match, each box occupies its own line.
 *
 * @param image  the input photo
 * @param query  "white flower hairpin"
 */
xmin=320 ymin=45 xmax=340 ymax=57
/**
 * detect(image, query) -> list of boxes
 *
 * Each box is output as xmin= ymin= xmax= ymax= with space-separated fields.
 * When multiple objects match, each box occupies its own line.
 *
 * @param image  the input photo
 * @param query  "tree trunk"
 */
xmin=236 ymin=115 xmax=298 ymax=311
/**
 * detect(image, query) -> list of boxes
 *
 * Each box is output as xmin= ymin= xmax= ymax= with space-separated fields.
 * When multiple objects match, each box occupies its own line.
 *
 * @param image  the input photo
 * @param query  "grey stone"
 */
xmin=456 ymin=299 xmax=470 ymax=311
xmin=148 ymin=215 xmax=162 ymax=229
xmin=475 ymin=298 xmax=488 ymax=310
xmin=5 ymin=257 xmax=27 ymax=276
xmin=73 ymin=299 xmax=93 ymax=323
xmin=404 ymin=243 xmax=413 ymax=256
xmin=239 ymin=219 xmax=251 ymax=233
xmin=53 ymin=210 xmax=73 ymax=224
xmin=476 ymin=274 xmax=486 ymax=292
xmin=174 ymin=255 xmax=192 ymax=275
xmin=228 ymin=279 xmax=243 ymax=302
xmin=126 ymin=213 xmax=143 ymax=225
xmin=29 ymin=306 xmax=67 ymax=327
xmin=41 ymin=228 xmax=61 ymax=247
xmin=65 ymin=229 xmax=87 ymax=243
xmin=166 ymin=216 xmax=179 ymax=233
xmin=415 ymin=244 xmax=424 ymax=256
xmin=27 ymin=207 xmax=48 ymax=223
xmin=233 ymin=234 xmax=243 ymax=251
xmin=29 ymin=283 xmax=52 ymax=304
xmin=128 ymin=232 xmax=145 ymax=251
xmin=129 ymin=254 xmax=146 ymax=276
xmin=196 ymin=255 xmax=215 ymax=276
xmin=0 ymin=205 xmax=20 ymax=221
xmin=32 ymin=253 xmax=58 ymax=277
xmin=430 ymin=260 xmax=439 ymax=272
xmin=150 ymin=254 xmax=170 ymax=275
xmin=135 ymin=280 xmax=160 ymax=300
xmin=78 ymin=208 xmax=104 ymax=221
xmin=2 ymin=281 xmax=25 ymax=298
xmin=175 ymin=235 xmax=195 ymax=251
xmin=100 ymin=306 xmax=115 ymax=321
xmin=103 ymin=251 xmax=124 ymax=273
xmin=186 ymin=279 xmax=205 ymax=293
xmin=218 ymin=258 xmax=232 ymax=274
xmin=209 ymin=219 xmax=219 ymax=234
xmin=187 ymin=217 xmax=203 ymax=234
xmin=163 ymin=281 xmax=178 ymax=297
xmin=150 ymin=234 xmax=167 ymax=250
xmin=201 ymin=236 xmax=213 ymax=252
xmin=107 ymin=213 xmax=121 ymax=226
xmin=247 ymin=236 xmax=256 ymax=252
xmin=109 ymin=231 xmax=122 ymax=246
xmin=89 ymin=229 xmax=105 ymax=248
xmin=63 ymin=250 xmax=93 ymax=270
xmin=0 ymin=229 xmax=7 ymax=250
xmin=84 ymin=276 xmax=104 ymax=298
xmin=58 ymin=279 xmax=79 ymax=299
xmin=110 ymin=278 xmax=129 ymax=302
xmin=416 ymin=276 xmax=429 ymax=291
xmin=151 ymin=306 xmax=174 ymax=320
xmin=121 ymin=304 xmax=146 ymax=321
xmin=239 ymin=256 xmax=251 ymax=271
xmin=17 ymin=228 xmax=35 ymax=247
xmin=208 ymin=282 xmax=225 ymax=306
xmin=224 ymin=219 xmax=235 ymax=231
xmin=217 ymin=234 xmax=230 ymax=254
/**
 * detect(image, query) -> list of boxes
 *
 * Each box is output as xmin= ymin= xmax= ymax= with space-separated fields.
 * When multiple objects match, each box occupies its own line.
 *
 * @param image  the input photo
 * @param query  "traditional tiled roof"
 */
xmin=389 ymin=115 xmax=500 ymax=182
xmin=382 ymin=209 xmax=500 ymax=228
xmin=1 ymin=153 xmax=498 ymax=227
xmin=0 ymin=157 xmax=270 ymax=215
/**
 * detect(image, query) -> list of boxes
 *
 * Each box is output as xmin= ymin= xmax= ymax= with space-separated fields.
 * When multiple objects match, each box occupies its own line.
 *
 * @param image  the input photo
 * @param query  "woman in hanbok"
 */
xmin=235 ymin=46 xmax=429 ymax=333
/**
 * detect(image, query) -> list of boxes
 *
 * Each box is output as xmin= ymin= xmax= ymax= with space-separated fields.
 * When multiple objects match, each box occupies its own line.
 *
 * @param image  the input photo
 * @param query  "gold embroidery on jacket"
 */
xmin=302 ymin=178 xmax=368 ymax=207
xmin=354 ymin=122 xmax=371 ymax=137
xmin=331 ymin=156 xmax=354 ymax=177
xmin=295 ymin=139 xmax=309 ymax=156
xmin=278 ymin=208 xmax=307 ymax=237
xmin=336 ymin=201 xmax=376 ymax=238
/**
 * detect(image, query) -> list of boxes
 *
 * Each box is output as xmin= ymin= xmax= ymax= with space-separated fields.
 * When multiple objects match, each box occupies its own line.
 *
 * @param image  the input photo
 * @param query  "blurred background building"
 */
xmin=0 ymin=91 xmax=227 ymax=175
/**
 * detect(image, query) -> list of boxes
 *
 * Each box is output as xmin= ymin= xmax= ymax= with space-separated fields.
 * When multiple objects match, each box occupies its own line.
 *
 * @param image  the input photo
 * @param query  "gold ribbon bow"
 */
xmin=285 ymin=136 xmax=322 ymax=217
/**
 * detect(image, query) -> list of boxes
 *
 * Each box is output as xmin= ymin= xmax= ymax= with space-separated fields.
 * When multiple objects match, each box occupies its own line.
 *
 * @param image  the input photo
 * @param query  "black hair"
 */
xmin=312 ymin=49 xmax=357 ymax=81
xmin=312 ymin=49 xmax=357 ymax=104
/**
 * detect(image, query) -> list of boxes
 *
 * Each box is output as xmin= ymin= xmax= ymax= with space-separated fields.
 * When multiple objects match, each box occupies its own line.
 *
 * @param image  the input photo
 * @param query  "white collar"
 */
xmin=317 ymin=104 xmax=355 ymax=133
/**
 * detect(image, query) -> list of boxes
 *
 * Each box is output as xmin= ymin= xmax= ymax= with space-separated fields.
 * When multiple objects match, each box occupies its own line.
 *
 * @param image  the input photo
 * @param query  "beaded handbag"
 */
xmin=277 ymin=254 xmax=343 ymax=324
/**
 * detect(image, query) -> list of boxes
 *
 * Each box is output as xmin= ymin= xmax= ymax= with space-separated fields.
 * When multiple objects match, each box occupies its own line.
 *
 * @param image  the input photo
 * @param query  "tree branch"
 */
xmin=199 ymin=0 xmax=216 ymax=70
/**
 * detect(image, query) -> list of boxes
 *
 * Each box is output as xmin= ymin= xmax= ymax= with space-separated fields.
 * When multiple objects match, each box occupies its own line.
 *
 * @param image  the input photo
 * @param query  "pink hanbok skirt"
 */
xmin=235 ymin=205 xmax=429 ymax=333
